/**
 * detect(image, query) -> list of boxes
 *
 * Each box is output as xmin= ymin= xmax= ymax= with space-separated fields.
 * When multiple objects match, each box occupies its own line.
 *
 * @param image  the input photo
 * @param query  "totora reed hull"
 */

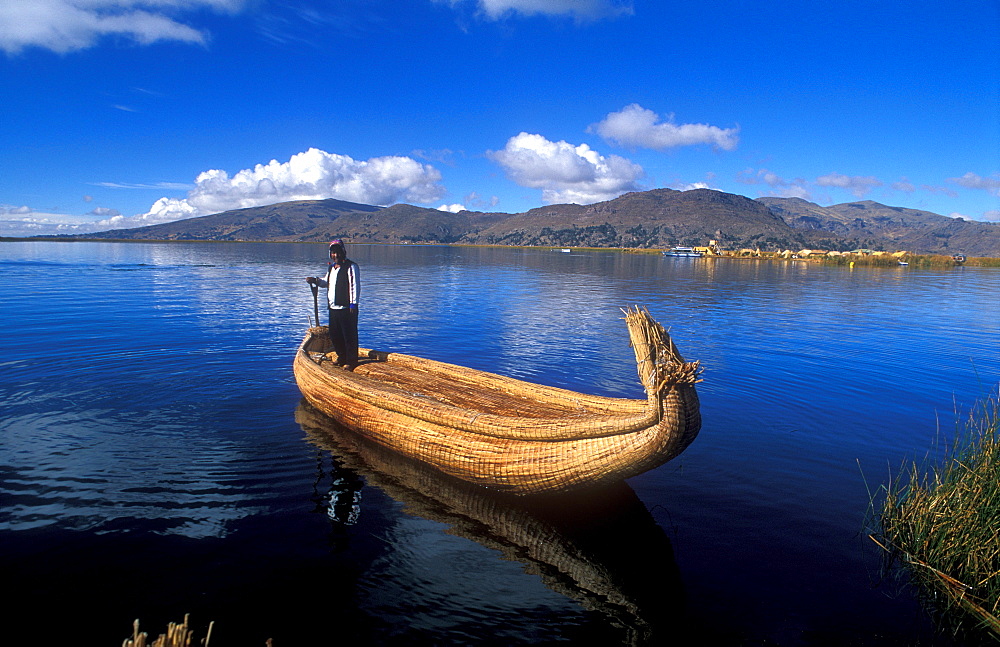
xmin=293 ymin=307 xmax=702 ymax=495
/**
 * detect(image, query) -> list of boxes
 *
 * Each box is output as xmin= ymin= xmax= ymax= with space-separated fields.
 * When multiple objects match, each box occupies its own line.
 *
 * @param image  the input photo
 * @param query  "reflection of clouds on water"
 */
xmin=0 ymin=242 xmax=324 ymax=539
xmin=353 ymin=247 xmax=658 ymax=398
xmin=491 ymin=272 xmax=639 ymax=395
xmin=141 ymin=243 xmax=314 ymax=341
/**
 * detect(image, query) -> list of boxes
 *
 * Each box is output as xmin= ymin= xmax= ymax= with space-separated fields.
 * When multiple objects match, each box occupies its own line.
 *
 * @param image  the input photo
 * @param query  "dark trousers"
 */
xmin=328 ymin=307 xmax=359 ymax=365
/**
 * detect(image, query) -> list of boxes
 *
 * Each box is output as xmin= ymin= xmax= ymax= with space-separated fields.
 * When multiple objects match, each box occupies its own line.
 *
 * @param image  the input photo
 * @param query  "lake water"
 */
xmin=1 ymin=240 xmax=997 ymax=646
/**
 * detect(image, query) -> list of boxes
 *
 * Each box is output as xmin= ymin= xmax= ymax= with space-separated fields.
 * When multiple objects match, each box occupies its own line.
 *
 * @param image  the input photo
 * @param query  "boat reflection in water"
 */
xmin=296 ymin=402 xmax=686 ymax=643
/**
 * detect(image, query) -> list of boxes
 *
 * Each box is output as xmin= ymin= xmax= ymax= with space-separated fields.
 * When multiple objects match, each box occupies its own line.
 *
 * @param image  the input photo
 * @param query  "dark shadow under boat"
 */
xmin=296 ymin=401 xmax=688 ymax=643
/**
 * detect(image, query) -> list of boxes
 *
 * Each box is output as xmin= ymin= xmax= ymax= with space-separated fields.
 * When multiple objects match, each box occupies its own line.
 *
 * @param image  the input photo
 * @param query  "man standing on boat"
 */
xmin=306 ymin=240 xmax=360 ymax=369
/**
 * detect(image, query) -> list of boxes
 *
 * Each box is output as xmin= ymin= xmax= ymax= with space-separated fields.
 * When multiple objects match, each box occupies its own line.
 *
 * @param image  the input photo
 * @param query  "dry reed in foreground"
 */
xmin=871 ymin=390 xmax=1000 ymax=640
xmin=123 ymin=615 xmax=213 ymax=647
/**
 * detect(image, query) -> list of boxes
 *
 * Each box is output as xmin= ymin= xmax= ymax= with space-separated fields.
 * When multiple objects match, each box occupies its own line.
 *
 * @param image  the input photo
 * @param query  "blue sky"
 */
xmin=2 ymin=0 xmax=999 ymax=237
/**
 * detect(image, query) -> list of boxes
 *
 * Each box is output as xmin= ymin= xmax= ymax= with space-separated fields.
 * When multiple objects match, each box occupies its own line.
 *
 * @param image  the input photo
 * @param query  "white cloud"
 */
xmin=736 ymin=168 xmax=811 ymax=200
xmin=436 ymin=0 xmax=633 ymax=21
xmin=437 ymin=203 xmax=467 ymax=212
xmin=921 ymin=184 xmax=958 ymax=198
xmin=487 ymin=132 xmax=643 ymax=204
xmin=3 ymin=148 xmax=446 ymax=235
xmin=892 ymin=178 xmax=916 ymax=193
xmin=984 ymin=210 xmax=1000 ymax=222
xmin=110 ymin=147 xmax=444 ymax=229
xmin=738 ymin=168 xmax=787 ymax=187
xmin=815 ymin=173 xmax=882 ymax=198
xmin=591 ymin=104 xmax=739 ymax=152
xmin=771 ymin=185 xmax=811 ymax=199
xmin=947 ymin=172 xmax=1000 ymax=195
xmin=0 ymin=205 xmax=102 ymax=237
xmin=117 ymin=196 xmax=199 ymax=228
xmin=0 ymin=0 xmax=243 ymax=54
xmin=94 ymin=181 xmax=192 ymax=190
xmin=464 ymin=191 xmax=499 ymax=209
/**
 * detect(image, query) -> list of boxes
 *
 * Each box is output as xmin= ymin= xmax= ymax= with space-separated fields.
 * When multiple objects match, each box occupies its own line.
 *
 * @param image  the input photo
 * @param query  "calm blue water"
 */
xmin=1 ymin=240 xmax=997 ymax=646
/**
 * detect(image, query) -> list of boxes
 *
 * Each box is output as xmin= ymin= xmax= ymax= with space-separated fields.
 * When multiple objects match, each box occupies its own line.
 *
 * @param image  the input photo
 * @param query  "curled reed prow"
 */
xmin=623 ymin=306 xmax=703 ymax=401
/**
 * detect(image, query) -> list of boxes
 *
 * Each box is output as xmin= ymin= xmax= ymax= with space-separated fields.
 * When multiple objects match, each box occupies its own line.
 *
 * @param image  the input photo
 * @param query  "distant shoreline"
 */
xmin=4 ymin=236 xmax=998 ymax=267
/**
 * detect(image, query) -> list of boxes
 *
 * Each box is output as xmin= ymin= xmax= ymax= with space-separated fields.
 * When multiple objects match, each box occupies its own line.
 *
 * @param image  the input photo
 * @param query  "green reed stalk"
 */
xmin=873 ymin=391 xmax=1000 ymax=639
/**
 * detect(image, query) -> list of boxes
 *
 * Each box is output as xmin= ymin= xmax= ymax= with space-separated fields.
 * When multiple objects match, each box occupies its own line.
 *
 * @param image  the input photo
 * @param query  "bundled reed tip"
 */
xmin=871 ymin=390 xmax=1000 ymax=639
xmin=621 ymin=306 xmax=703 ymax=395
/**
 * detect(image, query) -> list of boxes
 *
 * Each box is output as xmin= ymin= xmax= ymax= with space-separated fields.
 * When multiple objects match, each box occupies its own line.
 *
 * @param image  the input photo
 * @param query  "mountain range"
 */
xmin=44 ymin=188 xmax=1000 ymax=257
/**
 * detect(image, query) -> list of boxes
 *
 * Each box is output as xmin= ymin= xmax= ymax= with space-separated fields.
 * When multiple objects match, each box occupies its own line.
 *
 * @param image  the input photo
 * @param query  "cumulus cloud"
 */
xmin=736 ymin=168 xmax=810 ymax=199
xmin=2 ymin=149 xmax=446 ymax=235
xmin=675 ymin=181 xmax=710 ymax=191
xmin=0 ymin=204 xmax=101 ymax=237
xmin=591 ymin=104 xmax=739 ymax=152
xmin=464 ymin=191 xmax=499 ymax=210
xmin=947 ymin=172 xmax=1000 ymax=195
xmin=0 ymin=148 xmax=446 ymax=235
xmin=815 ymin=173 xmax=882 ymax=198
xmin=436 ymin=0 xmax=633 ymax=21
xmin=487 ymin=132 xmax=643 ymax=204
xmin=892 ymin=178 xmax=916 ymax=193
xmin=108 ymin=147 xmax=445 ymax=228
xmin=0 ymin=0 xmax=243 ymax=55
xmin=94 ymin=181 xmax=192 ymax=190
xmin=921 ymin=184 xmax=959 ymax=198
xmin=437 ymin=203 xmax=467 ymax=212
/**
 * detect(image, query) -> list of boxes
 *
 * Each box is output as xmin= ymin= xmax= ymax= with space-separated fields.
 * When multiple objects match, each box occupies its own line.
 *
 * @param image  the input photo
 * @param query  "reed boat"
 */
xmin=293 ymin=307 xmax=702 ymax=495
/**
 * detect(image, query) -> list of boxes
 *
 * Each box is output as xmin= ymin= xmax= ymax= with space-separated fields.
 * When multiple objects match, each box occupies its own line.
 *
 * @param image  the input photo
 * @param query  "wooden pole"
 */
xmin=310 ymin=281 xmax=320 ymax=327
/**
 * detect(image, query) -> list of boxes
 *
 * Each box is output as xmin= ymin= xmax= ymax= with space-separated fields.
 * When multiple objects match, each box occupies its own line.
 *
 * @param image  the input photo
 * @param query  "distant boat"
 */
xmin=553 ymin=248 xmax=571 ymax=253
xmin=898 ymin=261 xmax=909 ymax=266
xmin=952 ymin=254 xmax=967 ymax=264
xmin=662 ymin=247 xmax=703 ymax=258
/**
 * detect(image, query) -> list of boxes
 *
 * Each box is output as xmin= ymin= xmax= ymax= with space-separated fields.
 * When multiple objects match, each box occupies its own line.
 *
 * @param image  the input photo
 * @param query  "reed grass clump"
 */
xmin=872 ymin=391 xmax=1000 ymax=639
xmin=123 ymin=615 xmax=213 ymax=647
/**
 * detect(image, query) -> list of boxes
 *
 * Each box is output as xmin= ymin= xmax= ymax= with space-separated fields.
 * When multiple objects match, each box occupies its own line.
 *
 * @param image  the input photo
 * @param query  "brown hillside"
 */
xmin=290 ymin=204 xmax=511 ymax=244
xmin=465 ymin=188 xmax=816 ymax=249
xmin=758 ymin=197 xmax=1000 ymax=256
xmin=75 ymin=198 xmax=382 ymax=241
xmin=37 ymin=189 xmax=1000 ymax=256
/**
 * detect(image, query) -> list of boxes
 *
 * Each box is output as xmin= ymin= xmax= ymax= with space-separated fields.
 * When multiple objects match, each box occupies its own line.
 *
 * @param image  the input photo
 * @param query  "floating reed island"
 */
xmin=871 ymin=391 xmax=1000 ymax=639
xmin=293 ymin=306 xmax=702 ymax=495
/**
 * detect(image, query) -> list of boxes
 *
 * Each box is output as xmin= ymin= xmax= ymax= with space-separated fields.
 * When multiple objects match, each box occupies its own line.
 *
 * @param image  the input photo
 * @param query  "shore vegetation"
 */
xmin=871 ymin=390 xmax=1000 ymax=641
xmin=823 ymin=254 xmax=1000 ymax=268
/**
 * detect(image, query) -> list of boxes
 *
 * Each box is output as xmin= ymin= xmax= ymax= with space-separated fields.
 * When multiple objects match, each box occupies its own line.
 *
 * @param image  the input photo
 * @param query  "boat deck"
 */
xmin=364 ymin=361 xmax=582 ymax=418
xmin=307 ymin=347 xmax=643 ymax=421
